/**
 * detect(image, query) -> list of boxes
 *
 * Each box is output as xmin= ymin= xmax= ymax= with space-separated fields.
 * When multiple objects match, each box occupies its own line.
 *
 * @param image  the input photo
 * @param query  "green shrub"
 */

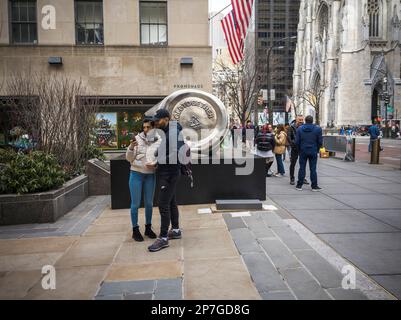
xmin=84 ymin=143 xmax=106 ymax=161
xmin=0 ymin=148 xmax=17 ymax=164
xmin=0 ymin=151 xmax=66 ymax=194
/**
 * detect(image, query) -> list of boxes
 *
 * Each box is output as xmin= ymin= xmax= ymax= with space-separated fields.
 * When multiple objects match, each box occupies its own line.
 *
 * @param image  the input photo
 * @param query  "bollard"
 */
xmin=370 ymin=139 xmax=380 ymax=164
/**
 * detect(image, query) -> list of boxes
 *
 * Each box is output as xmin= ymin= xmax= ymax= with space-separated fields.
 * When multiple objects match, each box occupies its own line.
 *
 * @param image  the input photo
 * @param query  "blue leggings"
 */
xmin=128 ymin=170 xmax=156 ymax=227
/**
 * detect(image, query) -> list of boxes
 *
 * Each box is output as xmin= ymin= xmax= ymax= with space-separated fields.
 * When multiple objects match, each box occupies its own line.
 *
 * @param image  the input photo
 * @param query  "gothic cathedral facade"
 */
xmin=293 ymin=0 xmax=401 ymax=127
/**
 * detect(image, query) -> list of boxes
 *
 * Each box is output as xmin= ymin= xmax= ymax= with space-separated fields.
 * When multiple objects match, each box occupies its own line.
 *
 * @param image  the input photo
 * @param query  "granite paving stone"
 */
xmin=241 ymin=253 xmax=287 ymax=292
xmin=270 ymin=226 xmax=312 ymax=251
xmin=319 ymin=233 xmax=401 ymax=275
xmin=97 ymin=280 xmax=155 ymax=296
xmin=326 ymin=288 xmax=368 ymax=300
xmin=289 ymin=210 xmax=398 ymax=233
xmin=124 ymin=293 xmax=153 ymax=300
xmin=280 ymin=267 xmax=331 ymax=300
xmin=154 ymin=278 xmax=182 ymax=300
xmin=291 ymin=249 xmax=344 ymax=289
xmin=258 ymin=238 xmax=301 ymax=270
xmin=222 ymin=214 xmax=246 ymax=230
xmin=230 ymin=228 xmax=262 ymax=254
xmin=242 ymin=215 xmax=275 ymax=239
xmin=269 ymin=194 xmax=352 ymax=210
xmin=331 ymin=194 xmax=401 ymax=210
xmin=360 ymin=209 xmax=401 ymax=230
xmin=371 ymin=275 xmax=401 ymax=299
xmin=259 ymin=291 xmax=295 ymax=300
xmin=94 ymin=294 xmax=123 ymax=300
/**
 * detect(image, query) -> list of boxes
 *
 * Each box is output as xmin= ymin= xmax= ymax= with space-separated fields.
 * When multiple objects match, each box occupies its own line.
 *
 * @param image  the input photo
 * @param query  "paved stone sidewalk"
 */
xmin=0 ymin=203 xmax=261 ymax=300
xmin=267 ymin=157 xmax=401 ymax=299
xmin=0 ymin=196 xmax=110 ymax=239
xmin=0 ymin=157 xmax=399 ymax=300
xmin=223 ymin=210 xmax=389 ymax=300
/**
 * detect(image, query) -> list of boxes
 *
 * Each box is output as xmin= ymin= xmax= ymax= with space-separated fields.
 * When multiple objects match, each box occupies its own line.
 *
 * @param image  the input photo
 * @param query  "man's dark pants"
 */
xmin=157 ymin=172 xmax=180 ymax=238
xmin=289 ymin=146 xmax=299 ymax=180
xmin=297 ymin=153 xmax=318 ymax=188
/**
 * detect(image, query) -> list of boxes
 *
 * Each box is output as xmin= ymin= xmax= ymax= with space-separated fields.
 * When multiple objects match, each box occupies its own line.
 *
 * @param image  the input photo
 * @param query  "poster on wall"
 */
xmin=273 ymin=112 xmax=285 ymax=125
xmin=258 ymin=112 xmax=268 ymax=126
xmin=117 ymin=112 xmax=143 ymax=149
xmin=95 ymin=113 xmax=118 ymax=149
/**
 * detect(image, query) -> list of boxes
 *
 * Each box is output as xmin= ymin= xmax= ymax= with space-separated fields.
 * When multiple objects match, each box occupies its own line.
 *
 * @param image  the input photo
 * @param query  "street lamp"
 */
xmin=266 ymin=36 xmax=297 ymax=125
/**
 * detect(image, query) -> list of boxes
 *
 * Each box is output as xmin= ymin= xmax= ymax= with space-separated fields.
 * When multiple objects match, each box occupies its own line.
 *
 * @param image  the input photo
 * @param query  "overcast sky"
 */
xmin=209 ymin=0 xmax=231 ymax=14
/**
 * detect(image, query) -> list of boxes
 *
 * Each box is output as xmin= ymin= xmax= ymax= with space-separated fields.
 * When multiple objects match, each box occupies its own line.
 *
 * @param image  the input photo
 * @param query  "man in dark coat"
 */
xmin=148 ymin=109 xmax=185 ymax=252
xmin=288 ymin=115 xmax=309 ymax=186
xmin=295 ymin=115 xmax=323 ymax=191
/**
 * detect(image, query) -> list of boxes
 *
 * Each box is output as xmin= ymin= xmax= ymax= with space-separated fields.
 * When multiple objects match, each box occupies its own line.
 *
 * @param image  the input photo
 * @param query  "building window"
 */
xmin=368 ymin=0 xmax=380 ymax=37
xmin=75 ymin=0 xmax=103 ymax=45
xmin=140 ymin=1 xmax=167 ymax=46
xmin=10 ymin=0 xmax=38 ymax=44
xmin=318 ymin=4 xmax=329 ymax=37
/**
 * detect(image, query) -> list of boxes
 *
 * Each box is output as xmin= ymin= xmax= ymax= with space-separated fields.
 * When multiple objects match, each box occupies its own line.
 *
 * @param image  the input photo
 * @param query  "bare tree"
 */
xmin=6 ymin=71 xmax=98 ymax=176
xmin=286 ymin=88 xmax=302 ymax=118
xmin=296 ymin=83 xmax=326 ymax=125
xmin=213 ymin=48 xmax=262 ymax=126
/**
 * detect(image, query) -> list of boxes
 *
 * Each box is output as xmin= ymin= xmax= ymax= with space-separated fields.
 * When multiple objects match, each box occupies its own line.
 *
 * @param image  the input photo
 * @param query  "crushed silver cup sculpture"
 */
xmin=144 ymin=89 xmax=229 ymax=154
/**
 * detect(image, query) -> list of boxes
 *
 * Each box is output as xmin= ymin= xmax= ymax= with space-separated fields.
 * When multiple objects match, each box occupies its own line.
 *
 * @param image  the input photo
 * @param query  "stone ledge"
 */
xmin=0 ymin=175 xmax=88 ymax=225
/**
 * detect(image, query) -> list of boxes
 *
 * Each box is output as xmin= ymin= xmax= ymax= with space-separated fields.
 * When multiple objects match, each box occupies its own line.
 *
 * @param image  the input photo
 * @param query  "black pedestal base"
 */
xmin=110 ymin=157 xmax=266 ymax=210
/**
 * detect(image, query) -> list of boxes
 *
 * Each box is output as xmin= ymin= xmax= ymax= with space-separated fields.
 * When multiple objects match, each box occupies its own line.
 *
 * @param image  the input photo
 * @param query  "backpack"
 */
xmin=179 ymin=143 xmax=194 ymax=188
xmin=256 ymin=132 xmax=273 ymax=152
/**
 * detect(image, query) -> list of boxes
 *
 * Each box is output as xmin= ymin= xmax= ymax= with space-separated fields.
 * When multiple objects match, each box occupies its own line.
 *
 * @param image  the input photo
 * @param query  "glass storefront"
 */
xmin=91 ymin=96 xmax=164 ymax=151
xmin=0 ymin=96 xmax=164 ymax=151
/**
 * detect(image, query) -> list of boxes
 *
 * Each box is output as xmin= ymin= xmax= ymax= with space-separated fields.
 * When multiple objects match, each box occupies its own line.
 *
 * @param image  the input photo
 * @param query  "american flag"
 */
xmin=221 ymin=10 xmax=244 ymax=65
xmin=231 ymin=0 xmax=254 ymax=39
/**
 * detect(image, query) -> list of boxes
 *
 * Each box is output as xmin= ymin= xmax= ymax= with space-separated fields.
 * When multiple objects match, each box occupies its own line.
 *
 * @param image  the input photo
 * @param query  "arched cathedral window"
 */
xmin=318 ymin=4 xmax=329 ymax=37
xmin=368 ymin=0 xmax=381 ymax=37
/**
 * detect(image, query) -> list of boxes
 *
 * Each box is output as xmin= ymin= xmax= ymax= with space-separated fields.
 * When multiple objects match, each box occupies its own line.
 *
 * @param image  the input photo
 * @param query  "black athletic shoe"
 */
xmin=296 ymin=185 xmax=303 ymax=191
xmin=148 ymin=238 xmax=169 ymax=252
xmin=144 ymin=224 xmax=157 ymax=239
xmin=304 ymin=179 xmax=310 ymax=185
xmin=132 ymin=226 xmax=144 ymax=242
xmin=312 ymin=186 xmax=323 ymax=192
xmin=168 ymin=229 xmax=182 ymax=240
xmin=290 ymin=178 xmax=295 ymax=185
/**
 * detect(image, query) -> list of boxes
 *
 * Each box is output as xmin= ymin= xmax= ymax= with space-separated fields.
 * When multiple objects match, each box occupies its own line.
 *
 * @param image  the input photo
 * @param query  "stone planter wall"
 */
xmin=0 ymin=175 xmax=88 ymax=225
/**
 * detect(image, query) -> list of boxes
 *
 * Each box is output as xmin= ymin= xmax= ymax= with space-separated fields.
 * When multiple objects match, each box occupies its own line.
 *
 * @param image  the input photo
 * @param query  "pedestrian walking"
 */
xmin=273 ymin=124 xmax=287 ymax=177
xmin=126 ymin=119 xmax=160 ymax=242
xmin=288 ymin=115 xmax=309 ymax=186
xmin=255 ymin=123 xmax=275 ymax=177
xmin=148 ymin=109 xmax=185 ymax=252
xmin=295 ymin=115 xmax=323 ymax=191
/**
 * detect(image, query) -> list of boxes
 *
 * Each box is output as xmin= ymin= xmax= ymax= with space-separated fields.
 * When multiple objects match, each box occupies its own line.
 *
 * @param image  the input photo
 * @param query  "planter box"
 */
xmin=0 ymin=175 xmax=88 ymax=225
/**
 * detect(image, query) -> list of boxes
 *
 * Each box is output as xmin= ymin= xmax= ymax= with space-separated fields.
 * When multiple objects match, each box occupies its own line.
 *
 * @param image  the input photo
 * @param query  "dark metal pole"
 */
xmin=267 ymin=47 xmax=273 ymax=125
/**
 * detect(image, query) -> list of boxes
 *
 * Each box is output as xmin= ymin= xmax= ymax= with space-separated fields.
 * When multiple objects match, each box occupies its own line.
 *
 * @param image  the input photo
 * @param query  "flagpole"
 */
xmin=209 ymin=4 xmax=232 ymax=21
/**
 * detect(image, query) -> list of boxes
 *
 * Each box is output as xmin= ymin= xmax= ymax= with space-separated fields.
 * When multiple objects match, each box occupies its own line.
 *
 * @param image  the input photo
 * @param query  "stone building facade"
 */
xmin=293 ymin=0 xmax=401 ymax=127
xmin=0 ymin=0 xmax=211 ymax=148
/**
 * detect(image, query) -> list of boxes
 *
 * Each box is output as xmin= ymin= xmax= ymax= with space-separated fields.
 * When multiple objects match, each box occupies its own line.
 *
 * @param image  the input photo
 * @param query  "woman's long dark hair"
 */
xmin=276 ymin=124 xmax=285 ymax=134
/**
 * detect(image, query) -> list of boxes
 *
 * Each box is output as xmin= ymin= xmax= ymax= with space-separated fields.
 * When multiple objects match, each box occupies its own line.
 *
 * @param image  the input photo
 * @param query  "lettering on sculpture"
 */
xmin=172 ymin=100 xmax=216 ymax=127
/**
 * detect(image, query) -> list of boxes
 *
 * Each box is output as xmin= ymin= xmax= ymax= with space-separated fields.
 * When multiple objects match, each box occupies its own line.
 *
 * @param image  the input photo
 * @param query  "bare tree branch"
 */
xmin=213 ymin=47 xmax=262 ymax=126
xmin=6 ymin=71 xmax=98 ymax=177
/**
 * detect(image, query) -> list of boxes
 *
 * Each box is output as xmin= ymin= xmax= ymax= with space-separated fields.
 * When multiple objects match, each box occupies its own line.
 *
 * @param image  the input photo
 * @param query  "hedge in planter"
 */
xmin=0 ymin=150 xmax=65 ymax=194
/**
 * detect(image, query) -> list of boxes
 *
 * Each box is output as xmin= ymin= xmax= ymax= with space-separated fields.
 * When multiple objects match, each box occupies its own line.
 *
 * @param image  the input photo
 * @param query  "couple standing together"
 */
xmin=125 ymin=109 xmax=183 ymax=252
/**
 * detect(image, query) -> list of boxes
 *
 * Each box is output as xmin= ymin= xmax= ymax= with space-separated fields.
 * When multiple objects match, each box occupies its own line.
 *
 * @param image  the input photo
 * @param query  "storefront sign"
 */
xmin=79 ymin=96 xmax=164 ymax=108
xmin=173 ymin=84 xmax=203 ymax=89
